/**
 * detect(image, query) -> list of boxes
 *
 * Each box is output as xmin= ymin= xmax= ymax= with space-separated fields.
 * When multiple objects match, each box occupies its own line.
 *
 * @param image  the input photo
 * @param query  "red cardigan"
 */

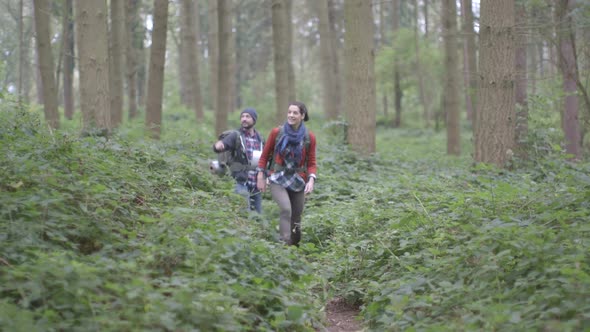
xmin=257 ymin=127 xmax=317 ymax=182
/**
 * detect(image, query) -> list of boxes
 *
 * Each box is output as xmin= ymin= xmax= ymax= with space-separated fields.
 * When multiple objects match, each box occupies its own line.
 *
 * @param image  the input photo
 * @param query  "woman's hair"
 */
xmin=290 ymin=101 xmax=309 ymax=121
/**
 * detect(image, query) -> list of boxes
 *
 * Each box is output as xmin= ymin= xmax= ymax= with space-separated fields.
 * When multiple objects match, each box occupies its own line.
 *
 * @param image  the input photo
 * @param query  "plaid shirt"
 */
xmin=268 ymin=144 xmax=306 ymax=192
xmin=241 ymin=129 xmax=263 ymax=190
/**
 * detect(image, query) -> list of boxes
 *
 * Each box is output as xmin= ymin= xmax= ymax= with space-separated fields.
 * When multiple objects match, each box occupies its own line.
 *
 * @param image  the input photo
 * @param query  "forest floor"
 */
xmin=322 ymin=297 xmax=364 ymax=332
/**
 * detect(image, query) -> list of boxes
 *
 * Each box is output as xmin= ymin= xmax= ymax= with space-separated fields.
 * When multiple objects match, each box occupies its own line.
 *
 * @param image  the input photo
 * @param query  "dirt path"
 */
xmin=322 ymin=297 xmax=364 ymax=332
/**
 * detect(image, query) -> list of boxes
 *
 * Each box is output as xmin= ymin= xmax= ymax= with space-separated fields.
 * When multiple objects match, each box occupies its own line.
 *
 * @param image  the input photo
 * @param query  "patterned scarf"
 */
xmin=277 ymin=122 xmax=306 ymax=164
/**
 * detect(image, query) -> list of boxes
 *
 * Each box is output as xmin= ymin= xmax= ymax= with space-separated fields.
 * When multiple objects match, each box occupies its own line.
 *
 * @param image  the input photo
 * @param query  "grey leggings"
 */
xmin=270 ymin=183 xmax=306 ymax=246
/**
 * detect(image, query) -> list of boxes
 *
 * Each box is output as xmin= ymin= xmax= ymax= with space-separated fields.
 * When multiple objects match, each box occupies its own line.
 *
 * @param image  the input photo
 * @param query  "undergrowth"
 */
xmin=1 ymin=105 xmax=589 ymax=331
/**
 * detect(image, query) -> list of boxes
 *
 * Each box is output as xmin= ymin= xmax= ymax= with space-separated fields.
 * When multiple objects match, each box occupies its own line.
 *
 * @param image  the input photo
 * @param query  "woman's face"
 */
xmin=287 ymin=104 xmax=304 ymax=127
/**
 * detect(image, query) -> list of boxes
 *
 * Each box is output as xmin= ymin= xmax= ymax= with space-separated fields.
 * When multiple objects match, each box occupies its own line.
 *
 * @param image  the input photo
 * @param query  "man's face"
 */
xmin=241 ymin=113 xmax=255 ymax=129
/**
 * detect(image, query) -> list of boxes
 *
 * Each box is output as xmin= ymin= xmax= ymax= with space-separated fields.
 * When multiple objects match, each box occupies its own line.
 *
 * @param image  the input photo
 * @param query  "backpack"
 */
xmin=215 ymin=130 xmax=242 ymax=175
xmin=268 ymin=126 xmax=310 ymax=173
xmin=216 ymin=130 xmax=263 ymax=176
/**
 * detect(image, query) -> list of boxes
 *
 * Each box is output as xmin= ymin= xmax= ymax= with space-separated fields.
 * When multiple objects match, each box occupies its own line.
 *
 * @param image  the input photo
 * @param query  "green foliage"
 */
xmin=2 ymin=104 xmax=589 ymax=331
xmin=375 ymin=28 xmax=444 ymax=128
xmin=309 ymin=129 xmax=590 ymax=331
xmin=0 ymin=107 xmax=323 ymax=331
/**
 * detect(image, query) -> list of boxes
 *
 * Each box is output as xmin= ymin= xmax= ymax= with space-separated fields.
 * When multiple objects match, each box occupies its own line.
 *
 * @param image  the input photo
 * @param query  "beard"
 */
xmin=241 ymin=122 xmax=254 ymax=130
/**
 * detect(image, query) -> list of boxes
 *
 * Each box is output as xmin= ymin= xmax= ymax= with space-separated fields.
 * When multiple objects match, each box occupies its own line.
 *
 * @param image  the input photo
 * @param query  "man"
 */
xmin=213 ymin=108 xmax=264 ymax=213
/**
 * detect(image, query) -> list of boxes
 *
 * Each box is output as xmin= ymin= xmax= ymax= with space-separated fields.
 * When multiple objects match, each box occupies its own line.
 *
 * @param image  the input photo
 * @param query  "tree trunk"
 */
xmin=110 ymin=0 xmax=126 ymax=127
xmin=328 ymin=0 xmax=342 ymax=119
xmin=555 ymin=0 xmax=581 ymax=159
xmin=18 ymin=0 xmax=24 ymax=104
xmin=125 ymin=0 xmax=140 ymax=119
xmin=215 ymin=0 xmax=231 ymax=135
xmin=62 ymin=0 xmax=75 ymax=120
xmin=414 ymin=0 xmax=429 ymax=128
xmin=177 ymin=4 xmax=191 ymax=108
xmin=424 ymin=0 xmax=429 ymax=40
xmin=272 ymin=0 xmax=291 ymax=124
xmin=33 ymin=0 xmax=59 ymax=129
xmin=443 ymin=0 xmax=460 ymax=156
xmin=461 ymin=0 xmax=477 ymax=126
xmin=76 ymin=0 xmax=111 ymax=132
xmin=181 ymin=0 xmax=204 ymax=121
xmin=208 ymin=0 xmax=218 ymax=112
xmin=514 ymin=2 xmax=529 ymax=159
xmin=145 ymin=0 xmax=169 ymax=139
xmin=392 ymin=0 xmax=402 ymax=128
xmin=474 ymin=0 xmax=516 ymax=167
xmin=285 ymin=0 xmax=296 ymax=102
xmin=344 ymin=0 xmax=376 ymax=156
xmin=317 ymin=0 xmax=339 ymax=121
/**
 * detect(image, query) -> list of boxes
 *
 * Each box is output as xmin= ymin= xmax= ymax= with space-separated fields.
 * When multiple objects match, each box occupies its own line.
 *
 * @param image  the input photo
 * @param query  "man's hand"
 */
xmin=214 ymin=141 xmax=225 ymax=151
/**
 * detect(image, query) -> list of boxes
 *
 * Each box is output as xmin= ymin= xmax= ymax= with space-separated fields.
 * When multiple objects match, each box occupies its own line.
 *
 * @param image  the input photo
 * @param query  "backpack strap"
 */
xmin=229 ymin=130 xmax=262 ymax=173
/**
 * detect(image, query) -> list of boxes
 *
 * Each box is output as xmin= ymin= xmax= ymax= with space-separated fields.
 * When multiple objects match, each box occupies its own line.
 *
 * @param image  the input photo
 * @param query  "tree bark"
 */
xmin=34 ymin=0 xmax=60 ymax=129
xmin=285 ymin=0 xmax=296 ymax=103
xmin=215 ymin=0 xmax=231 ymax=135
xmin=474 ymin=0 xmax=516 ymax=167
xmin=414 ymin=0 xmax=429 ymax=128
xmin=76 ymin=0 xmax=111 ymax=132
xmin=145 ymin=0 xmax=169 ymax=139
xmin=443 ymin=0 xmax=461 ymax=156
xmin=272 ymin=0 xmax=291 ymax=124
xmin=181 ymin=0 xmax=204 ymax=121
xmin=126 ymin=0 xmax=139 ymax=119
xmin=208 ymin=0 xmax=218 ymax=112
xmin=328 ymin=0 xmax=342 ymax=119
xmin=18 ymin=0 xmax=24 ymax=104
xmin=110 ymin=0 xmax=126 ymax=127
xmin=392 ymin=0 xmax=402 ymax=128
xmin=461 ymin=0 xmax=477 ymax=126
xmin=317 ymin=0 xmax=339 ymax=120
xmin=514 ymin=2 xmax=528 ymax=159
xmin=555 ymin=0 xmax=581 ymax=159
xmin=344 ymin=0 xmax=376 ymax=155
xmin=62 ymin=0 xmax=75 ymax=120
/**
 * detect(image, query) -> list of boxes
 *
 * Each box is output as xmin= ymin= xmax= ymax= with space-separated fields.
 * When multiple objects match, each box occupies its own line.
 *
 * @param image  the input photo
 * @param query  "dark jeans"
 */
xmin=235 ymin=183 xmax=262 ymax=213
xmin=270 ymin=183 xmax=305 ymax=246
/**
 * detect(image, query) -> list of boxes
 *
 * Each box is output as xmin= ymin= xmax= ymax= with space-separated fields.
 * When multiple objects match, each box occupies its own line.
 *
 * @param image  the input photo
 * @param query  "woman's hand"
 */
xmin=256 ymin=172 xmax=266 ymax=192
xmin=304 ymin=177 xmax=315 ymax=194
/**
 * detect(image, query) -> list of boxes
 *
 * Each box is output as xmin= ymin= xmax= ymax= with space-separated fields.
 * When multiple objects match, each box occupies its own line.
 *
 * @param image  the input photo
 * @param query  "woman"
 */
xmin=256 ymin=101 xmax=317 ymax=246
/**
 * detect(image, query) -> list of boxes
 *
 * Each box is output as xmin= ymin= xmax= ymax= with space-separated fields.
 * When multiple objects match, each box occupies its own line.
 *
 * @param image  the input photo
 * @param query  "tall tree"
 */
xmin=110 ymin=0 xmax=126 ymax=127
xmin=208 ymin=0 xmax=218 ymax=112
xmin=271 ymin=0 xmax=291 ymax=124
xmin=514 ymin=1 xmax=528 ymax=158
xmin=33 ymin=0 xmax=59 ymax=129
xmin=555 ymin=0 xmax=581 ymax=159
xmin=181 ymin=0 xmax=204 ymax=121
xmin=414 ymin=0 xmax=430 ymax=127
xmin=125 ymin=0 xmax=140 ymax=119
xmin=145 ymin=0 xmax=169 ymax=139
xmin=344 ymin=0 xmax=376 ymax=155
xmin=474 ymin=0 xmax=516 ymax=166
xmin=317 ymin=0 xmax=339 ymax=120
xmin=18 ymin=0 xmax=24 ymax=104
xmin=461 ymin=0 xmax=477 ymax=126
xmin=423 ymin=0 xmax=429 ymax=38
xmin=76 ymin=0 xmax=111 ymax=132
xmin=328 ymin=0 xmax=342 ymax=119
xmin=443 ymin=0 xmax=460 ymax=155
xmin=215 ymin=0 xmax=231 ymax=135
xmin=62 ymin=0 xmax=74 ymax=120
xmin=285 ymin=0 xmax=295 ymax=103
xmin=392 ymin=0 xmax=402 ymax=127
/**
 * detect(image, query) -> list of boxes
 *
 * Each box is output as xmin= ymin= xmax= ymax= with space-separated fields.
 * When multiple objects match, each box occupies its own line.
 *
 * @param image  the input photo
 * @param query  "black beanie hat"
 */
xmin=241 ymin=108 xmax=258 ymax=124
